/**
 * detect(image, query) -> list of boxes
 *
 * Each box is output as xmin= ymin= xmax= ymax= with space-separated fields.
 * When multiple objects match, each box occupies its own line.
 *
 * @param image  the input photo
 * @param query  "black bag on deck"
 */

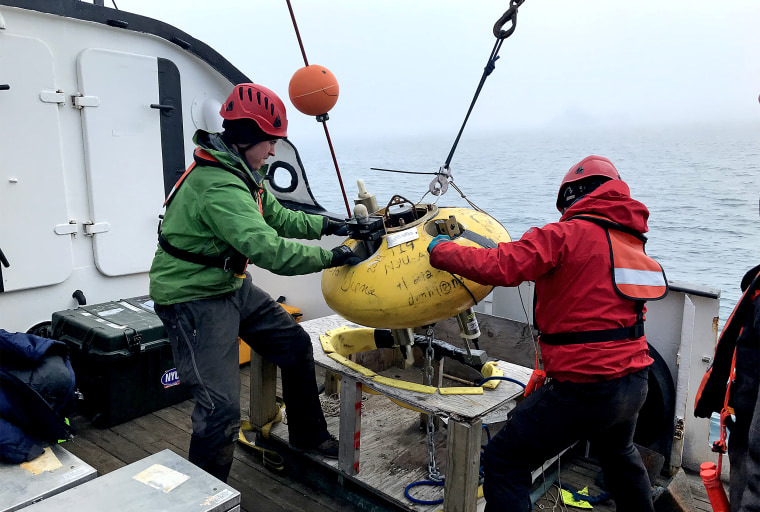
xmin=51 ymin=296 xmax=192 ymax=428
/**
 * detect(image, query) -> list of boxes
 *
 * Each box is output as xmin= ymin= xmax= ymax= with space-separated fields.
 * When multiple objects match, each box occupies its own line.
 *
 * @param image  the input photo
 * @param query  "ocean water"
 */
xmin=303 ymin=121 xmax=760 ymax=329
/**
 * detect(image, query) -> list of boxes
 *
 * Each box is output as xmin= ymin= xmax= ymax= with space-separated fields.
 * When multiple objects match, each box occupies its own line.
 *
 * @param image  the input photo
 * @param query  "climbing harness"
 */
xmin=539 ymin=214 xmax=668 ymax=347
xmin=694 ymin=266 xmax=760 ymax=507
xmin=158 ymin=148 xmax=261 ymax=276
xmin=568 ymin=215 xmax=668 ymax=301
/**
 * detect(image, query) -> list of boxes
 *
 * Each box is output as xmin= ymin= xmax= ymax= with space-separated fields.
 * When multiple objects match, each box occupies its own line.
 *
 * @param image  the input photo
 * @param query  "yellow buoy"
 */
xmin=321 ymin=205 xmax=510 ymax=329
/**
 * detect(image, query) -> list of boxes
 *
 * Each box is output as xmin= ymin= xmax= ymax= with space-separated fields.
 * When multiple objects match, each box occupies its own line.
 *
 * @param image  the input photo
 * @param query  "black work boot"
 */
xmin=292 ymin=434 xmax=339 ymax=459
xmin=312 ymin=435 xmax=338 ymax=459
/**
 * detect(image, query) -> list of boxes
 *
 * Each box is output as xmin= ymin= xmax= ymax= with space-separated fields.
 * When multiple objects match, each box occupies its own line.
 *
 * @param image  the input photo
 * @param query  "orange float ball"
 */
xmin=288 ymin=64 xmax=339 ymax=116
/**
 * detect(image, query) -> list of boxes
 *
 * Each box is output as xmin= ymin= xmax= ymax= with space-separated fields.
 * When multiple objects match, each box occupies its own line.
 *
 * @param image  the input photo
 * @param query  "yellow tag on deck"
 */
xmin=560 ymin=486 xmax=594 ymax=509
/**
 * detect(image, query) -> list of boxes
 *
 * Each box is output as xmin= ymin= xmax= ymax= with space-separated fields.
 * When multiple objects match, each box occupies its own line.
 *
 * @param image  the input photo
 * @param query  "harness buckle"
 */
xmin=711 ymin=439 xmax=727 ymax=454
xmin=222 ymin=257 xmax=234 ymax=272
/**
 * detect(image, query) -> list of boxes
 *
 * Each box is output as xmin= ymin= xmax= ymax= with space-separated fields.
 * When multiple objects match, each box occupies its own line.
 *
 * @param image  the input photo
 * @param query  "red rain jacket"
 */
xmin=430 ymin=180 xmax=654 ymax=383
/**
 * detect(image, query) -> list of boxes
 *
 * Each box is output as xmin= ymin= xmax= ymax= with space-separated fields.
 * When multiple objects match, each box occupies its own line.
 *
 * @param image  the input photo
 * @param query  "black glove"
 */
xmin=329 ymin=245 xmax=362 ymax=267
xmin=322 ymin=217 xmax=348 ymax=237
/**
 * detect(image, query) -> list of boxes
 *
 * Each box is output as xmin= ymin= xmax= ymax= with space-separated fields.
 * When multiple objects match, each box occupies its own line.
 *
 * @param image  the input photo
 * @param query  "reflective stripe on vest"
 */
xmin=540 ymin=214 xmax=668 ymax=346
xmin=571 ymin=214 xmax=668 ymax=301
xmin=608 ymin=230 xmax=668 ymax=300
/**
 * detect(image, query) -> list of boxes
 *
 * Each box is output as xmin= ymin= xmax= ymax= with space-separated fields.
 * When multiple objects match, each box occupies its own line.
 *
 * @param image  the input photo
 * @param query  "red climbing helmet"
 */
xmin=220 ymin=83 xmax=288 ymax=138
xmin=556 ymin=155 xmax=621 ymax=211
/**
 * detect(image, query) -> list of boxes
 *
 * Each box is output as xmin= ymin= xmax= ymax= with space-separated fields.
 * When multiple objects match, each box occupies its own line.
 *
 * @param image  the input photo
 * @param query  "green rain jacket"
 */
xmin=149 ymin=130 xmax=333 ymax=305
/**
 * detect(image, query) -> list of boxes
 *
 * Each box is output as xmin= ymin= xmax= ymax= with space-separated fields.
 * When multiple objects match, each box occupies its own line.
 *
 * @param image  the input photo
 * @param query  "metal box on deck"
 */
xmin=19 ymin=449 xmax=240 ymax=512
xmin=51 ymin=296 xmax=191 ymax=427
xmin=0 ymin=445 xmax=97 ymax=512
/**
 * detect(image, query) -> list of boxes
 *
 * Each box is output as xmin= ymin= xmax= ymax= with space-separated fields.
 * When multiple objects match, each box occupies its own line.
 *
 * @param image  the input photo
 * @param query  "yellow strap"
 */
xmin=361 ymin=383 xmax=380 ymax=395
xmin=238 ymin=420 xmax=285 ymax=471
xmin=372 ymin=375 xmax=436 ymax=394
xmin=356 ymin=383 xmax=427 ymax=413
xmin=261 ymin=402 xmax=286 ymax=438
xmin=322 ymin=326 xmax=379 ymax=356
xmin=439 ymin=386 xmax=483 ymax=395
xmin=319 ymin=333 xmax=336 ymax=353
xmin=480 ymin=361 xmax=503 ymax=389
xmin=327 ymin=352 xmax=377 ymax=377
xmin=389 ymin=397 xmax=428 ymax=414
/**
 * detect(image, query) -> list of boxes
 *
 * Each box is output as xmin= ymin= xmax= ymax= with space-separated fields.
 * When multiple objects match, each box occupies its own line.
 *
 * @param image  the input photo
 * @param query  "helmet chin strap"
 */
xmin=231 ymin=143 xmax=265 ymax=185
xmin=559 ymin=177 xmax=611 ymax=212
xmin=234 ymin=142 xmax=256 ymax=156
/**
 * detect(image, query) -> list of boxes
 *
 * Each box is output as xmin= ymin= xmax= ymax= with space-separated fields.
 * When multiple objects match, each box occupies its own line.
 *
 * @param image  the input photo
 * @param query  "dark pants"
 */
xmin=482 ymin=369 xmax=654 ymax=512
xmin=155 ymin=274 xmax=329 ymax=482
xmin=728 ymin=342 xmax=760 ymax=512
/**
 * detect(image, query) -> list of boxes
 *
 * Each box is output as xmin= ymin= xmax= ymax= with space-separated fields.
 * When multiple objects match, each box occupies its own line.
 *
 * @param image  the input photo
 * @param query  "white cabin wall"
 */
xmin=0 ymin=6 xmax=319 ymax=332
xmin=645 ymin=283 xmax=721 ymax=471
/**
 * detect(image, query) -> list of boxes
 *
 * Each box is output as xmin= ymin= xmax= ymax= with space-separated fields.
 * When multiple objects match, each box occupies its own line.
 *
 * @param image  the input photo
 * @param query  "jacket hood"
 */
xmin=192 ymin=130 xmax=266 ymax=185
xmin=559 ymin=180 xmax=650 ymax=233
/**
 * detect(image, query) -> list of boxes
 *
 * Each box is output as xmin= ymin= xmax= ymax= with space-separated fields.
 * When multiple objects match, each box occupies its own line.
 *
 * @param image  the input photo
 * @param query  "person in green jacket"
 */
xmin=149 ymin=83 xmax=360 ymax=482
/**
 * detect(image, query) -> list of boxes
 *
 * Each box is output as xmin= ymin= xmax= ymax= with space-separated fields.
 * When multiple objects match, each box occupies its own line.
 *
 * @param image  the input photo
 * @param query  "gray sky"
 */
xmin=120 ymin=0 xmax=758 ymax=143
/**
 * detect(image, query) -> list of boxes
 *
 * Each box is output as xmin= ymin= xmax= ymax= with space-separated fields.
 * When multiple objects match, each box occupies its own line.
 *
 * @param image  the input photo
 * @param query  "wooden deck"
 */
xmin=51 ymin=313 xmax=718 ymax=511
xmin=63 ymin=363 xmax=362 ymax=512
xmin=59 ymin=360 xmax=716 ymax=512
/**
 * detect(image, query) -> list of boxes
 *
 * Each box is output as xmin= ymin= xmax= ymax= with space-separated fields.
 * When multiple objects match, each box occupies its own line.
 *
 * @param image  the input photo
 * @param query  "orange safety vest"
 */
xmin=694 ymin=266 xmax=760 ymax=479
xmin=540 ymin=214 xmax=667 ymax=346
xmin=571 ymin=214 xmax=668 ymax=301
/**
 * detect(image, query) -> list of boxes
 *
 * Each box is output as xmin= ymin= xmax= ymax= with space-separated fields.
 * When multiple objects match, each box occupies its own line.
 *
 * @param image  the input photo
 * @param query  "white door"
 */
xmin=77 ymin=48 xmax=165 ymax=277
xmin=0 ymin=34 xmax=73 ymax=292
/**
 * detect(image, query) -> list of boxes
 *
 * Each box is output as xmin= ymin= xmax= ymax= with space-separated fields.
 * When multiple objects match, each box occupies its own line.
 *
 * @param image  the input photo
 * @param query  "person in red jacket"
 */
xmin=428 ymin=155 xmax=667 ymax=512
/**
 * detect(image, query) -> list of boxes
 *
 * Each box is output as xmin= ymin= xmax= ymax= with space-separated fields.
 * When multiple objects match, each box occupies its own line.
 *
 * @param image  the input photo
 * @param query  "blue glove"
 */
xmin=427 ymin=234 xmax=452 ymax=254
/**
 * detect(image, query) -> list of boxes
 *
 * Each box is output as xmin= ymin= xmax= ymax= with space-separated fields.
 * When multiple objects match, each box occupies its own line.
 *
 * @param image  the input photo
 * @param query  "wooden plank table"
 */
xmin=249 ymin=314 xmax=532 ymax=512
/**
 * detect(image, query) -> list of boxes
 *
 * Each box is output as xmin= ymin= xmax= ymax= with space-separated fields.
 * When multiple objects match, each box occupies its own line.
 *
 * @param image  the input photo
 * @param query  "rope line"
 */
xmin=285 ymin=0 xmax=351 ymax=216
xmin=443 ymin=37 xmax=505 ymax=170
